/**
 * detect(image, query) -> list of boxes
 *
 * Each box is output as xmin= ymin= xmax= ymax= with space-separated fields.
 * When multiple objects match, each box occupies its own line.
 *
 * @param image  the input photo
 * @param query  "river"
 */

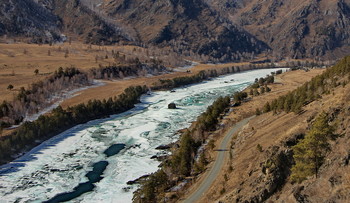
xmin=0 ymin=68 xmax=283 ymax=203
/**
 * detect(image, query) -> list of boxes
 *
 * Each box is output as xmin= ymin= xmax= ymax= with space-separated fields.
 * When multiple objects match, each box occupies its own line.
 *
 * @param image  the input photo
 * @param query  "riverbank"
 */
xmin=185 ymin=57 xmax=350 ymax=203
xmin=180 ymin=68 xmax=324 ymax=202
xmin=0 ymin=60 xmax=277 ymax=137
xmin=0 ymin=68 xmax=283 ymax=203
xmin=0 ymin=64 xmax=271 ymax=162
xmin=58 ymin=63 xmax=262 ymax=108
xmin=0 ymin=86 xmax=147 ymax=165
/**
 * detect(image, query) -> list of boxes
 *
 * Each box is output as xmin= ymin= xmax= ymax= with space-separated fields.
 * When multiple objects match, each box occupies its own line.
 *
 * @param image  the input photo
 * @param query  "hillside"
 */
xmin=103 ymin=0 xmax=267 ymax=61
xmin=208 ymin=0 xmax=350 ymax=60
xmin=47 ymin=0 xmax=131 ymax=45
xmin=1 ymin=0 xmax=350 ymax=61
xmin=0 ymin=0 xmax=61 ymax=43
xmin=1 ymin=1 xmax=350 ymax=202
xmin=0 ymin=0 xmax=130 ymax=44
xmin=193 ymin=57 xmax=350 ymax=202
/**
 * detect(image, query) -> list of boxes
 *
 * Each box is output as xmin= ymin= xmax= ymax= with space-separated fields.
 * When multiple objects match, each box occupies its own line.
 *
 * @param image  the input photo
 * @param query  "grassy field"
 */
xmin=0 ymin=42 xmax=122 ymax=101
xmin=0 ymin=42 xmax=257 ymax=106
xmin=0 ymin=42 xmax=320 ymax=117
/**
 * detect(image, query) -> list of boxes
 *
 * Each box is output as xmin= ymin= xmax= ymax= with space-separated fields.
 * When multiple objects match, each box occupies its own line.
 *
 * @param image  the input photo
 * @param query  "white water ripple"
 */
xmin=0 ymin=68 xmax=285 ymax=203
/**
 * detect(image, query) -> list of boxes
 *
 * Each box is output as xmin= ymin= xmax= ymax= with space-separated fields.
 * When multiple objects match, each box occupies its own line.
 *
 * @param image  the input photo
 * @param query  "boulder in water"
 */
xmin=168 ymin=103 xmax=177 ymax=109
xmin=156 ymin=144 xmax=171 ymax=150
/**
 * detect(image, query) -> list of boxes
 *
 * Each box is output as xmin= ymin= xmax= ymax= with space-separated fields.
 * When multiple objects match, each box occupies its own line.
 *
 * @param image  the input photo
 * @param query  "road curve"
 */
xmin=182 ymin=116 xmax=254 ymax=203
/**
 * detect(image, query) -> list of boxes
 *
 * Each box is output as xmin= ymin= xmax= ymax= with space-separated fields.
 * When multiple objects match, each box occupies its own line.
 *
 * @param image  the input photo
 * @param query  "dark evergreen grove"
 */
xmin=154 ymin=70 xmax=210 ymax=90
xmin=0 ymin=63 xmax=168 ymax=128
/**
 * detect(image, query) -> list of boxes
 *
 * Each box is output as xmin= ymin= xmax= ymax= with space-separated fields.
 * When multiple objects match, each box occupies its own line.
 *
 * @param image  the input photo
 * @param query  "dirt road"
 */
xmin=183 ymin=116 xmax=254 ymax=203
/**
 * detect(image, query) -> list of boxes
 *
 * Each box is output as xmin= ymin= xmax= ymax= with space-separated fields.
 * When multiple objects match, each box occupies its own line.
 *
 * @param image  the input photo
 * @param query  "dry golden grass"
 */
xmin=224 ymin=69 xmax=324 ymax=122
xmin=0 ymin=42 xmax=253 ymax=104
xmin=0 ymin=42 xmax=170 ymax=100
xmin=200 ymin=68 xmax=350 ymax=202
xmin=0 ymin=42 xmax=315 ymax=107
xmin=0 ymin=42 xmax=128 ymax=101
xmin=181 ymin=69 xmax=325 ymax=202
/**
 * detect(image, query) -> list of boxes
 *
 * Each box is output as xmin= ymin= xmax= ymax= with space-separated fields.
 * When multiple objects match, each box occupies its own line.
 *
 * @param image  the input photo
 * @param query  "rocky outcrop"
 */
xmin=269 ymin=105 xmax=350 ymax=203
xmin=234 ymin=146 xmax=294 ymax=203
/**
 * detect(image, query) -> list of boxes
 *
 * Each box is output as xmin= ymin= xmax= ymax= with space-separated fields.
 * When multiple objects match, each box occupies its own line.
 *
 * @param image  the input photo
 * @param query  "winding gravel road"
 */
xmin=183 ymin=116 xmax=254 ymax=203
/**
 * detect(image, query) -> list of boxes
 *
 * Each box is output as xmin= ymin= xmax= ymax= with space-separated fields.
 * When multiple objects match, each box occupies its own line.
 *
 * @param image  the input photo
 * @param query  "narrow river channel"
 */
xmin=0 ymin=68 xmax=284 ymax=203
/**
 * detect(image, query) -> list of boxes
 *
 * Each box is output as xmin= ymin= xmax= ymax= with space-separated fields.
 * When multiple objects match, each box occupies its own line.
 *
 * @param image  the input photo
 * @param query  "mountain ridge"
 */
xmin=1 ymin=0 xmax=350 ymax=61
xmin=209 ymin=0 xmax=350 ymax=60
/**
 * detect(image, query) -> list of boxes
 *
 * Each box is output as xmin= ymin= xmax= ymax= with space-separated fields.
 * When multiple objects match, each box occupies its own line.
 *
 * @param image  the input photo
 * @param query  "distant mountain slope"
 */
xmin=208 ymin=0 xmax=350 ymax=60
xmin=0 ymin=0 xmax=130 ymax=44
xmin=104 ymin=0 xmax=268 ymax=61
xmin=0 ymin=0 xmax=61 ymax=42
xmin=1 ymin=0 xmax=350 ymax=61
xmin=48 ymin=0 xmax=131 ymax=45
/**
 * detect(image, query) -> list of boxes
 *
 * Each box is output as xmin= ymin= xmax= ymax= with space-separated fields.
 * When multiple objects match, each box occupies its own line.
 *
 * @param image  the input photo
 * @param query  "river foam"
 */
xmin=0 ymin=68 xmax=285 ymax=203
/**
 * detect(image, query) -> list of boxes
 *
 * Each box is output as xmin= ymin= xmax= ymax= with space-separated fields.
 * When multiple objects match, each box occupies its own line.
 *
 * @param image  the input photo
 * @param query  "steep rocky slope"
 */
xmin=209 ymin=0 xmax=350 ymax=60
xmin=0 ymin=0 xmax=130 ymax=44
xmin=103 ymin=0 xmax=267 ymax=61
xmin=47 ymin=0 xmax=131 ymax=44
xmin=1 ymin=0 xmax=350 ymax=61
xmin=0 ymin=0 xmax=268 ymax=61
xmin=0 ymin=0 xmax=61 ymax=42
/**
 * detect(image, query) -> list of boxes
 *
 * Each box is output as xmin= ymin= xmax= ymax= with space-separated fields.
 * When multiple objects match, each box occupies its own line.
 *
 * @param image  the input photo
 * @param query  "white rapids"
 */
xmin=0 ymin=68 xmax=285 ymax=203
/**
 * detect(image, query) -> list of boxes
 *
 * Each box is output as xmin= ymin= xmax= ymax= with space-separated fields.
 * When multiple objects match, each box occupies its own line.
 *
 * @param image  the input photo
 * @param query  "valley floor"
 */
xmin=0 ymin=42 xmax=256 ymax=107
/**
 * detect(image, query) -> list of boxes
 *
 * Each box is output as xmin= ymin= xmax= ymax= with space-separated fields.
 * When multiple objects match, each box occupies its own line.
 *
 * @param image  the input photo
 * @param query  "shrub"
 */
xmin=256 ymin=108 xmax=262 ymax=115
xmin=7 ymin=84 xmax=14 ymax=90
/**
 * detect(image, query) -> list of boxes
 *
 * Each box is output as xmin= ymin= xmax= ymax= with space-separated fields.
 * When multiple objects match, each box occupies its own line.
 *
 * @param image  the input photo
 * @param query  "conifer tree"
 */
xmin=291 ymin=112 xmax=334 ymax=183
xmin=263 ymin=102 xmax=271 ymax=113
